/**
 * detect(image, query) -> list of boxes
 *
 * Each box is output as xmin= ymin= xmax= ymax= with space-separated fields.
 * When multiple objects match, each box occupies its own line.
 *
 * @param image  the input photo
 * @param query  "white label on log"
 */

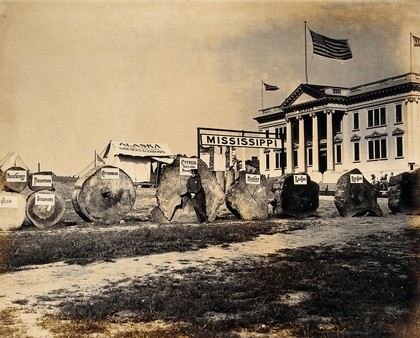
xmin=294 ymin=175 xmax=307 ymax=185
xmin=6 ymin=170 xmax=27 ymax=182
xmin=0 ymin=196 xmax=18 ymax=208
xmin=32 ymin=174 xmax=53 ymax=187
xmin=35 ymin=193 xmax=55 ymax=206
xmin=246 ymin=174 xmax=261 ymax=185
xmin=180 ymin=158 xmax=198 ymax=176
xmin=101 ymin=168 xmax=120 ymax=180
xmin=350 ymin=174 xmax=364 ymax=184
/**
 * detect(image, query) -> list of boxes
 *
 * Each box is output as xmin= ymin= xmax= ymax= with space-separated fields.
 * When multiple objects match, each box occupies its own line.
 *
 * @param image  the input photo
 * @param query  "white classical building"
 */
xmin=254 ymin=73 xmax=420 ymax=184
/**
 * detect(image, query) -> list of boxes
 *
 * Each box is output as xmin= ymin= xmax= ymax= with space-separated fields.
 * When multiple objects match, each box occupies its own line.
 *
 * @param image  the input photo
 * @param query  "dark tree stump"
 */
xmin=28 ymin=172 xmax=54 ymax=192
xmin=271 ymin=173 xmax=319 ymax=218
xmin=225 ymin=171 xmax=274 ymax=220
xmin=151 ymin=156 xmax=224 ymax=223
xmin=388 ymin=169 xmax=420 ymax=215
xmin=0 ymin=166 xmax=28 ymax=193
xmin=26 ymin=190 xmax=66 ymax=229
xmin=334 ymin=168 xmax=383 ymax=217
xmin=0 ymin=191 xmax=26 ymax=230
xmin=72 ymin=165 xmax=136 ymax=224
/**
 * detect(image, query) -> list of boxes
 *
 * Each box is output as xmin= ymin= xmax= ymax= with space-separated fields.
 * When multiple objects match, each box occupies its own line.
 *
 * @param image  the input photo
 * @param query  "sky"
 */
xmin=1 ymin=0 xmax=420 ymax=175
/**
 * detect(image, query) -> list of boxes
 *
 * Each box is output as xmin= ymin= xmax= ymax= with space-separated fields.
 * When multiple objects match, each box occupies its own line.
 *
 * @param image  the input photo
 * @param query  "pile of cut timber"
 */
xmin=388 ymin=169 xmax=420 ymax=214
xmin=270 ymin=173 xmax=319 ymax=218
xmin=151 ymin=156 xmax=224 ymax=223
xmin=225 ymin=171 xmax=274 ymax=220
xmin=334 ymin=168 xmax=383 ymax=217
xmin=72 ymin=165 xmax=136 ymax=224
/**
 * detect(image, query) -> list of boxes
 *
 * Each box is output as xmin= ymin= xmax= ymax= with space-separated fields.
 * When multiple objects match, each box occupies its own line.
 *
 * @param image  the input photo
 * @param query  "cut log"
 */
xmin=72 ymin=165 xmax=136 ymax=224
xmin=334 ymin=168 xmax=383 ymax=217
xmin=271 ymin=173 xmax=319 ymax=218
xmin=26 ymin=190 xmax=66 ymax=229
xmin=225 ymin=171 xmax=274 ymax=220
xmin=151 ymin=156 xmax=224 ymax=223
xmin=0 ymin=166 xmax=28 ymax=193
xmin=388 ymin=169 xmax=420 ymax=215
xmin=0 ymin=191 xmax=26 ymax=231
xmin=28 ymin=171 xmax=54 ymax=192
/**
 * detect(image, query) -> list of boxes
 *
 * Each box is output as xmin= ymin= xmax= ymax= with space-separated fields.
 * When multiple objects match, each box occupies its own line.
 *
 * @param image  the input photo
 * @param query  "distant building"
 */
xmin=254 ymin=73 xmax=420 ymax=183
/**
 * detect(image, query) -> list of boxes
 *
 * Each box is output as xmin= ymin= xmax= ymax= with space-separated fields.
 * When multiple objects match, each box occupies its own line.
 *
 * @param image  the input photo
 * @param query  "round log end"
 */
xmin=26 ymin=190 xmax=66 ymax=229
xmin=0 ymin=191 xmax=26 ymax=231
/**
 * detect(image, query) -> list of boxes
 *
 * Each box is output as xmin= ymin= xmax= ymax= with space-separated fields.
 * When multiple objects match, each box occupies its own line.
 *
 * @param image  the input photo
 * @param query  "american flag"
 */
xmin=413 ymin=34 xmax=420 ymax=47
xmin=309 ymin=29 xmax=352 ymax=60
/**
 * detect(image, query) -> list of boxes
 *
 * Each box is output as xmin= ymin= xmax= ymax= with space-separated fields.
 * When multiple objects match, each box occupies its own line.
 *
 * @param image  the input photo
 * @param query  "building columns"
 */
xmin=286 ymin=119 xmax=293 ymax=173
xmin=298 ymin=117 xmax=305 ymax=172
xmin=311 ymin=113 xmax=319 ymax=173
xmin=326 ymin=110 xmax=334 ymax=171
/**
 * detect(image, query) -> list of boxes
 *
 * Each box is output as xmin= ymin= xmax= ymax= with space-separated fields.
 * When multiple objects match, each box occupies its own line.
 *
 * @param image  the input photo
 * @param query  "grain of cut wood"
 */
xmin=225 ymin=171 xmax=274 ymax=220
xmin=388 ymin=169 xmax=420 ymax=215
xmin=0 ymin=166 xmax=28 ymax=193
xmin=270 ymin=173 xmax=319 ymax=218
xmin=151 ymin=156 xmax=224 ymax=223
xmin=72 ymin=165 xmax=136 ymax=224
xmin=334 ymin=168 xmax=383 ymax=217
xmin=26 ymin=190 xmax=66 ymax=229
xmin=0 ymin=191 xmax=26 ymax=231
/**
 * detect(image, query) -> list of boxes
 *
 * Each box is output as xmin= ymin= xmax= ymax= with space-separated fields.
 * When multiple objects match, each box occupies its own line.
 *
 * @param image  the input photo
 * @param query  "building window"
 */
xmin=368 ymin=138 xmax=387 ymax=160
xmin=265 ymin=153 xmax=270 ymax=170
xmin=353 ymin=142 xmax=360 ymax=162
xmin=333 ymin=88 xmax=341 ymax=94
xmin=353 ymin=112 xmax=359 ymax=130
xmin=275 ymin=126 xmax=287 ymax=140
xmin=395 ymin=104 xmax=403 ymax=124
xmin=275 ymin=152 xmax=281 ymax=169
xmin=265 ymin=129 xmax=270 ymax=138
xmin=396 ymin=136 xmax=403 ymax=158
xmin=293 ymin=150 xmax=298 ymax=167
xmin=335 ymin=144 xmax=342 ymax=164
xmin=367 ymin=107 xmax=386 ymax=128
xmin=307 ymin=147 xmax=313 ymax=166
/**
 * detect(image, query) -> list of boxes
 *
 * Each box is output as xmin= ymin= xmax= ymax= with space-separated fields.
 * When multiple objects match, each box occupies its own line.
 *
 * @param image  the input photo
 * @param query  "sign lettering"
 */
xmin=32 ymin=174 xmax=53 ymax=187
xmin=0 ymin=196 xmax=18 ymax=208
xmin=350 ymin=174 xmax=364 ymax=184
xmin=294 ymin=175 xmax=308 ymax=185
xmin=246 ymin=174 xmax=261 ymax=185
xmin=200 ymin=134 xmax=281 ymax=149
xmin=6 ymin=170 xmax=27 ymax=183
xmin=180 ymin=158 xmax=198 ymax=176
xmin=35 ymin=193 xmax=55 ymax=206
xmin=101 ymin=168 xmax=120 ymax=180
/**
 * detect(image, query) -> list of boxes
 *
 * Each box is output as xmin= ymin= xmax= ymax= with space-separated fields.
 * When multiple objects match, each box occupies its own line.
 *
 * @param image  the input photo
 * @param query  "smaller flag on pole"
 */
xmin=309 ymin=29 xmax=352 ymax=60
xmin=263 ymin=82 xmax=279 ymax=91
xmin=413 ymin=34 xmax=420 ymax=47
xmin=96 ymin=153 xmax=105 ymax=165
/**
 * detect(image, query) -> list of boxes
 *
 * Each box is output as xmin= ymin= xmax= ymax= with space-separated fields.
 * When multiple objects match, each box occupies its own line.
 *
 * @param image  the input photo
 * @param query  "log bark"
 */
xmin=0 ymin=191 xmax=26 ymax=231
xmin=28 ymin=171 xmax=54 ymax=192
xmin=225 ymin=171 xmax=274 ymax=220
xmin=72 ymin=165 xmax=136 ymax=224
xmin=151 ymin=156 xmax=224 ymax=223
xmin=388 ymin=169 xmax=420 ymax=215
xmin=334 ymin=168 xmax=383 ymax=217
xmin=0 ymin=166 xmax=28 ymax=193
xmin=26 ymin=190 xmax=66 ymax=229
xmin=270 ymin=173 xmax=319 ymax=218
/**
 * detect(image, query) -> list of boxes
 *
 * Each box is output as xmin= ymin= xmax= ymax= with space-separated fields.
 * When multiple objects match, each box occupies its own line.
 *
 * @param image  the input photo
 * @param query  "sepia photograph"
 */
xmin=0 ymin=0 xmax=419 ymax=337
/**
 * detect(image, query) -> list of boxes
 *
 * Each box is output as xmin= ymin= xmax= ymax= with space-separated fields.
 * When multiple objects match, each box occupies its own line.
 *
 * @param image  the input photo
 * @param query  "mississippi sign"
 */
xmin=200 ymin=133 xmax=282 ymax=149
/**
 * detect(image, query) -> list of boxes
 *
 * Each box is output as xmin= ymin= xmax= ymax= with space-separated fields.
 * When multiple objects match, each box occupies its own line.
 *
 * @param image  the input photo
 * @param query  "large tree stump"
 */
xmin=0 ymin=191 xmax=26 ymax=230
xmin=271 ymin=173 xmax=319 ymax=218
xmin=72 ymin=165 xmax=136 ymax=224
xmin=225 ymin=171 xmax=274 ymax=220
xmin=388 ymin=169 xmax=420 ymax=214
xmin=0 ymin=166 xmax=28 ymax=193
xmin=28 ymin=172 xmax=54 ymax=192
xmin=334 ymin=168 xmax=383 ymax=217
xmin=26 ymin=190 xmax=66 ymax=229
xmin=151 ymin=156 xmax=224 ymax=223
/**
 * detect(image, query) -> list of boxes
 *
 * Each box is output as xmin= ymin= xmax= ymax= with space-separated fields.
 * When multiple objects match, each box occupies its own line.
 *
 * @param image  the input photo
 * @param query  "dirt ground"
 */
xmin=0 ymin=184 xmax=419 ymax=337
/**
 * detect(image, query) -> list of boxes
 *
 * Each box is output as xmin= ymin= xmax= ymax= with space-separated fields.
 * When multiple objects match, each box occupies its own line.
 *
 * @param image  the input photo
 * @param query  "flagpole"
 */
xmin=261 ymin=81 xmax=264 ymax=109
xmin=410 ymin=33 xmax=413 ymax=73
xmin=94 ymin=150 xmax=97 ymax=167
xmin=304 ymin=21 xmax=308 ymax=83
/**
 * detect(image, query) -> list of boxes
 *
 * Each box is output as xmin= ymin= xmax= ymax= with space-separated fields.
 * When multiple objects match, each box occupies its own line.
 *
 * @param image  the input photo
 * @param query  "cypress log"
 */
xmin=0 ymin=166 xmax=28 ymax=193
xmin=151 ymin=156 xmax=224 ymax=223
xmin=388 ymin=169 xmax=420 ymax=214
xmin=26 ymin=190 xmax=66 ymax=229
xmin=334 ymin=168 xmax=383 ymax=217
xmin=28 ymin=171 xmax=54 ymax=192
xmin=271 ymin=173 xmax=319 ymax=218
xmin=0 ymin=191 xmax=26 ymax=231
xmin=225 ymin=171 xmax=274 ymax=220
xmin=72 ymin=165 xmax=136 ymax=224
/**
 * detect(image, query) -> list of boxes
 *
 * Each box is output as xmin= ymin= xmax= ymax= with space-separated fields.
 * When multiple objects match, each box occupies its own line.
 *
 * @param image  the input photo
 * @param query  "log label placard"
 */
xmin=6 ymin=170 xmax=27 ymax=183
xmin=246 ymin=174 xmax=261 ymax=185
xmin=180 ymin=158 xmax=198 ymax=176
xmin=101 ymin=168 xmax=120 ymax=180
xmin=350 ymin=174 xmax=364 ymax=184
xmin=32 ymin=174 xmax=53 ymax=187
xmin=0 ymin=196 xmax=18 ymax=208
xmin=293 ymin=174 xmax=307 ymax=185
xmin=35 ymin=193 xmax=55 ymax=206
